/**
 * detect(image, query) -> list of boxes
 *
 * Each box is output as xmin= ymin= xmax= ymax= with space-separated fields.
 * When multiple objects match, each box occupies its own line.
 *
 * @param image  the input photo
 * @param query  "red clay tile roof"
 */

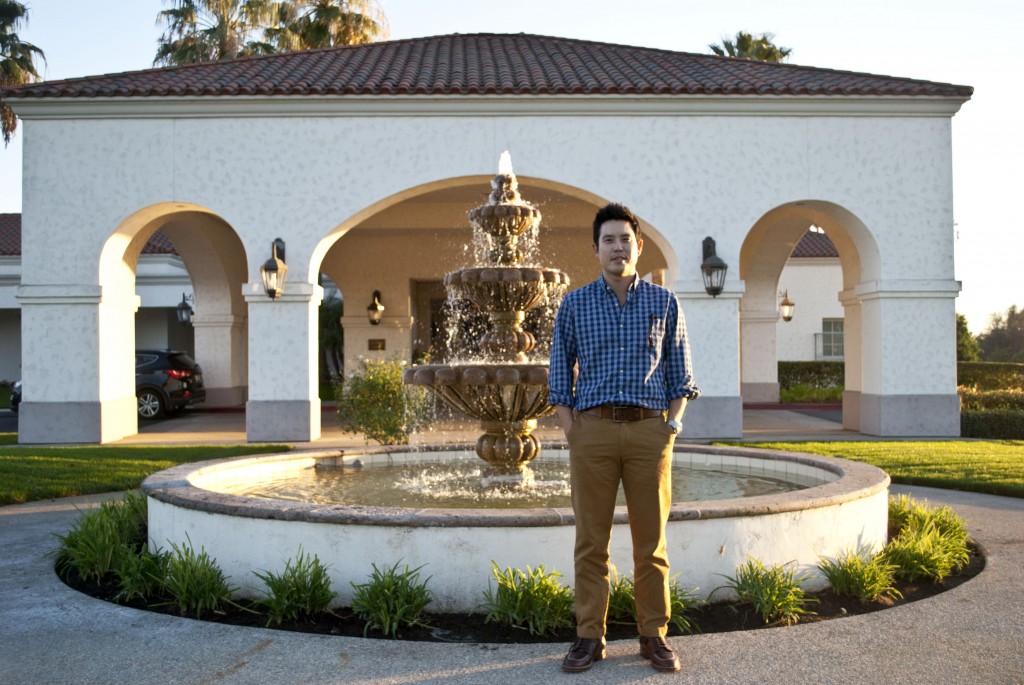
xmin=2 ymin=33 xmax=972 ymax=100
xmin=0 ymin=214 xmax=176 ymax=256
xmin=791 ymin=230 xmax=838 ymax=258
xmin=0 ymin=214 xmax=20 ymax=256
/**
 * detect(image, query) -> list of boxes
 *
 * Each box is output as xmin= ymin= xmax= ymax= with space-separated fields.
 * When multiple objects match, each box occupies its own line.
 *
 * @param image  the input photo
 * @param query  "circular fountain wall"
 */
xmin=142 ymin=445 xmax=889 ymax=612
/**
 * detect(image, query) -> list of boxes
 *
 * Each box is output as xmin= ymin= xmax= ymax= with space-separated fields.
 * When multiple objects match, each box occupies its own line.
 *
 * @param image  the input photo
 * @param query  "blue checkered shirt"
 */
xmin=548 ymin=274 xmax=700 ymax=411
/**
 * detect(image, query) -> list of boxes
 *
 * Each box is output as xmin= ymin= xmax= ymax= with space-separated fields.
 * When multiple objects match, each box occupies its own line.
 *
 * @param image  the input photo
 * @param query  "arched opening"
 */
xmin=739 ymin=201 xmax=880 ymax=433
xmin=97 ymin=202 xmax=248 ymax=437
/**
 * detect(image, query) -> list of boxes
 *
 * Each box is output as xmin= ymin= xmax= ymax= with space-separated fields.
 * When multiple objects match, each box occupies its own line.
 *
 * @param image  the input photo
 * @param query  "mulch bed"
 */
xmin=59 ymin=544 xmax=984 ymax=643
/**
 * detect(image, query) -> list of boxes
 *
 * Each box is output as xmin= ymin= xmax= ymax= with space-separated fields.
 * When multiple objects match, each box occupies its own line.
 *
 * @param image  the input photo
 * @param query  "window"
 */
xmin=816 ymin=319 xmax=844 ymax=360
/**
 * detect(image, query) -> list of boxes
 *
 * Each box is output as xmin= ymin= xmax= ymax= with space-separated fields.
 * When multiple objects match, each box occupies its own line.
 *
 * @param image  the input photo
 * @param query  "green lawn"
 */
xmin=0 ymin=436 xmax=290 ymax=505
xmin=735 ymin=441 xmax=1024 ymax=499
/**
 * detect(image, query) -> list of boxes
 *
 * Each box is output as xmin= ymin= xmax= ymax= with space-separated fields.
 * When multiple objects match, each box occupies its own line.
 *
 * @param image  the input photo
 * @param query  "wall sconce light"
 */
xmin=779 ymin=290 xmax=796 ymax=322
xmin=367 ymin=290 xmax=385 ymax=325
xmin=259 ymin=238 xmax=287 ymax=299
xmin=700 ymin=236 xmax=728 ymax=297
xmin=175 ymin=293 xmax=194 ymax=325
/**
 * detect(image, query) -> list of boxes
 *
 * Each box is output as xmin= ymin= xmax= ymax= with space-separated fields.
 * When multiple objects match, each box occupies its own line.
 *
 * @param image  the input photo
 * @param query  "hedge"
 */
xmin=777 ymin=362 xmax=844 ymax=389
xmin=961 ymin=409 xmax=1024 ymax=439
xmin=957 ymin=362 xmax=1024 ymax=391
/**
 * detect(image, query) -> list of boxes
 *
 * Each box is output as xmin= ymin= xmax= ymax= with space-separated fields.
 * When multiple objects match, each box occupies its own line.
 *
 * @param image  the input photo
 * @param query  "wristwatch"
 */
xmin=666 ymin=419 xmax=683 ymax=435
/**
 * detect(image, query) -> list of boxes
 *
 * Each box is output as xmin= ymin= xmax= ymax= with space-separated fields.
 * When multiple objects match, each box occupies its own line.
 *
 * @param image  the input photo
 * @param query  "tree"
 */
xmin=977 ymin=305 xmax=1024 ymax=362
xmin=155 ymin=0 xmax=388 ymax=67
xmin=265 ymin=0 xmax=388 ymax=52
xmin=154 ymin=0 xmax=278 ymax=66
xmin=1 ymin=0 xmax=45 ymax=145
xmin=709 ymin=31 xmax=792 ymax=63
xmin=956 ymin=313 xmax=980 ymax=362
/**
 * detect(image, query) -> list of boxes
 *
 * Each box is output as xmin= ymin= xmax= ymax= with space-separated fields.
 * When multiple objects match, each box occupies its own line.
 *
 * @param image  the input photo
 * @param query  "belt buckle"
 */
xmin=611 ymin=405 xmax=633 ymax=422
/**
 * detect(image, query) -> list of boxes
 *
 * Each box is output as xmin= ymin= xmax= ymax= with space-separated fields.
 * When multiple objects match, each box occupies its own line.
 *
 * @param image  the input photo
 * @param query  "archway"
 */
xmin=739 ymin=201 xmax=880 ymax=432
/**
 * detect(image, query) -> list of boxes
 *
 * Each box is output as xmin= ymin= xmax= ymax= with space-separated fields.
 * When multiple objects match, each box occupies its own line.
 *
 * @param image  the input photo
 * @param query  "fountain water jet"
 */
xmin=403 ymin=153 xmax=569 ymax=476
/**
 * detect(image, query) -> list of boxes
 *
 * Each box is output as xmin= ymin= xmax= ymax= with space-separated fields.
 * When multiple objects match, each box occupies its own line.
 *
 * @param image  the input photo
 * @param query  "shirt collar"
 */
xmin=599 ymin=273 xmax=640 ymax=294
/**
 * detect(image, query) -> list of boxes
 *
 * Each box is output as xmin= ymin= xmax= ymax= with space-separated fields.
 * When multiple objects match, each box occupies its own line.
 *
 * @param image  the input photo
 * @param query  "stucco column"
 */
xmin=245 ymin=281 xmax=322 ymax=442
xmin=339 ymin=315 xmax=415 ymax=375
xmin=740 ymin=309 xmax=780 ymax=403
xmin=857 ymin=279 xmax=961 ymax=436
xmin=192 ymin=313 xmax=248 ymax=407
xmin=674 ymin=280 xmax=743 ymax=439
xmin=838 ymin=288 xmax=863 ymax=431
xmin=16 ymin=285 xmax=139 ymax=443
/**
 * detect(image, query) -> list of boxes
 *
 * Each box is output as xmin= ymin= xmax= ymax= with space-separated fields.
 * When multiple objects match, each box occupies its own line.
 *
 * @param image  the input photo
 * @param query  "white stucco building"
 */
xmin=3 ymin=33 xmax=972 ymax=443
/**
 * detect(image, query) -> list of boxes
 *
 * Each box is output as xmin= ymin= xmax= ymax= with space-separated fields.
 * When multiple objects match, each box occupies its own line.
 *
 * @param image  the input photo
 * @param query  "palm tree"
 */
xmin=709 ymin=31 xmax=792 ymax=63
xmin=154 ymin=0 xmax=278 ymax=66
xmin=265 ymin=0 xmax=388 ymax=52
xmin=1 ymin=0 xmax=45 ymax=145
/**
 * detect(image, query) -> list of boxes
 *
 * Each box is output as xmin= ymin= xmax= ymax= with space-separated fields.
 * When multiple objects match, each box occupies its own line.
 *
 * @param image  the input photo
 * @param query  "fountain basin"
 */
xmin=142 ymin=445 xmax=889 ymax=612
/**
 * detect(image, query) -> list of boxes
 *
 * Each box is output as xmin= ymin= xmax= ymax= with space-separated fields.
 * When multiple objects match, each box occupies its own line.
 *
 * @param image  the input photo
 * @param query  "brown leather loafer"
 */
xmin=561 ymin=637 xmax=607 ymax=672
xmin=639 ymin=635 xmax=681 ymax=672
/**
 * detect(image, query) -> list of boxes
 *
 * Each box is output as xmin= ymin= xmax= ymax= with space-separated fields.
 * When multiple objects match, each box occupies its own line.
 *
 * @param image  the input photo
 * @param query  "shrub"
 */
xmin=115 ymin=548 xmax=170 ymax=604
xmin=780 ymin=383 xmax=843 ymax=403
xmin=255 ymin=548 xmax=337 ymax=626
xmin=482 ymin=562 xmax=575 ymax=637
xmin=957 ymin=362 xmax=1024 ymax=390
xmin=882 ymin=521 xmax=970 ymax=583
xmin=817 ymin=548 xmax=902 ymax=604
xmin=961 ymin=409 xmax=1024 ymax=439
xmin=606 ymin=566 xmax=635 ymax=626
xmin=54 ymin=491 xmax=149 ymax=583
xmin=667 ymin=578 xmax=704 ymax=635
xmin=718 ymin=559 xmax=816 ymax=626
xmin=163 ymin=537 xmax=237 ymax=618
xmin=777 ymin=361 xmax=844 ymax=390
xmin=350 ymin=561 xmax=433 ymax=638
xmin=336 ymin=359 xmax=432 ymax=445
xmin=605 ymin=567 xmax=703 ymax=635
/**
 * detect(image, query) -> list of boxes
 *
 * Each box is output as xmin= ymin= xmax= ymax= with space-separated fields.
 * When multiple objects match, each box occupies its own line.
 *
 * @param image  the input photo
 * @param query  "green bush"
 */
xmin=606 ymin=566 xmax=635 ymax=626
xmin=255 ymin=548 xmax=337 ymax=626
xmin=958 ymin=387 xmax=1024 ymax=411
xmin=961 ymin=409 xmax=1024 ymax=439
xmin=115 ymin=548 xmax=170 ymax=604
xmin=717 ymin=559 xmax=817 ymax=626
xmin=163 ymin=537 xmax=237 ymax=618
xmin=54 ymin=491 xmax=149 ymax=583
xmin=350 ymin=561 xmax=433 ymax=638
xmin=957 ymin=362 xmax=1024 ymax=390
xmin=336 ymin=359 xmax=432 ymax=445
xmin=817 ymin=548 xmax=902 ymax=605
xmin=778 ymin=362 xmax=844 ymax=390
xmin=482 ymin=562 xmax=575 ymax=637
xmin=779 ymin=383 xmax=844 ymax=403
xmin=667 ymin=578 xmax=704 ymax=635
xmin=882 ymin=497 xmax=970 ymax=583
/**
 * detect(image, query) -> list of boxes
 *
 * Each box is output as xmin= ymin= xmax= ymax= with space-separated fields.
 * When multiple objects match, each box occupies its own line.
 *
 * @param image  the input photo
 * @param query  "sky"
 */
xmin=2 ymin=0 xmax=1021 ymax=333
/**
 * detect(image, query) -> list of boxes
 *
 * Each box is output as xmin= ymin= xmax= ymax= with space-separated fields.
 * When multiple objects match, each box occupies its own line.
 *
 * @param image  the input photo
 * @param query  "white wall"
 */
xmin=777 ymin=258 xmax=845 ymax=361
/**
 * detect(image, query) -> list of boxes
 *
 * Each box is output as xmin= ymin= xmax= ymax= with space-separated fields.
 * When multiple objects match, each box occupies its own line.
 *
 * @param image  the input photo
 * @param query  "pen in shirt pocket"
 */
xmin=648 ymin=314 xmax=660 ymax=347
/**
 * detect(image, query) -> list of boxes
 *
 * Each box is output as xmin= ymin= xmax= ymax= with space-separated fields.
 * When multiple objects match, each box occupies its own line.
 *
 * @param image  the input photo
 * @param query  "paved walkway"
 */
xmin=1 ymin=411 xmax=1022 ymax=683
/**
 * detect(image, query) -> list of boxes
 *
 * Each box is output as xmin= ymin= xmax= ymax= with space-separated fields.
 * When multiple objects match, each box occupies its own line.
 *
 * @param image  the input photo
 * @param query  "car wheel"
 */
xmin=137 ymin=390 xmax=165 ymax=419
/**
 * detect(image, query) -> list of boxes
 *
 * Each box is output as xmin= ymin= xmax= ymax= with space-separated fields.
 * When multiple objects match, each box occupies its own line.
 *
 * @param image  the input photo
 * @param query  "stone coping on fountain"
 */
xmin=141 ymin=445 xmax=890 ymax=528
xmin=403 ymin=364 xmax=549 ymax=386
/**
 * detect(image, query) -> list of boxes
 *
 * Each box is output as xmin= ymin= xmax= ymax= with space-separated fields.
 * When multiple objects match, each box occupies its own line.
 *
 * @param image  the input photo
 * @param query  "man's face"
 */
xmin=594 ymin=219 xmax=643 ymax=279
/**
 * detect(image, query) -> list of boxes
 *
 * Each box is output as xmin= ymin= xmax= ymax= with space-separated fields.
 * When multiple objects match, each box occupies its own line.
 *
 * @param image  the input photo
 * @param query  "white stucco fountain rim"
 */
xmin=141 ymin=445 xmax=889 ymax=528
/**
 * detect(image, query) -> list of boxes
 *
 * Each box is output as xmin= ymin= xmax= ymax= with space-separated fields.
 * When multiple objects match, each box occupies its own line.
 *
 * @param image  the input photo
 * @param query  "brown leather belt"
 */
xmin=583 ymin=404 xmax=664 ymax=422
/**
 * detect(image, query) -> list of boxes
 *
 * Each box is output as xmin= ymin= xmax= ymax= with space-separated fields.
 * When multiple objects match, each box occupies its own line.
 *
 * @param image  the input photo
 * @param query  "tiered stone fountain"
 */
xmin=403 ymin=153 xmax=569 ymax=476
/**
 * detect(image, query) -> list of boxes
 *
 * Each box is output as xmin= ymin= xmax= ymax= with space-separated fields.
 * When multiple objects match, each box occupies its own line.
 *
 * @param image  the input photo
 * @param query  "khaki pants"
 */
xmin=567 ymin=411 xmax=675 ymax=638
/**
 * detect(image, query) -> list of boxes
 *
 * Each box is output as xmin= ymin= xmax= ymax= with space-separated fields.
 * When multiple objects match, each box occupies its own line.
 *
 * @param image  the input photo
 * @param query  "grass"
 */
xmin=0 ymin=441 xmax=291 ymax=505
xmin=732 ymin=441 xmax=1024 ymax=499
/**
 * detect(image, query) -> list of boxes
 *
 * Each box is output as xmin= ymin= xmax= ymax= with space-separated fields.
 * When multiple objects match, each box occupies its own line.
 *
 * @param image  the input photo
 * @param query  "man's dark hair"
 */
xmin=592 ymin=203 xmax=641 ymax=245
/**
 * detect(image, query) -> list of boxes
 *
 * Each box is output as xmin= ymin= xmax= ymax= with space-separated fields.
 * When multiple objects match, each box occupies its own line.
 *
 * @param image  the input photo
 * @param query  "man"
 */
xmin=549 ymin=203 xmax=700 ymax=673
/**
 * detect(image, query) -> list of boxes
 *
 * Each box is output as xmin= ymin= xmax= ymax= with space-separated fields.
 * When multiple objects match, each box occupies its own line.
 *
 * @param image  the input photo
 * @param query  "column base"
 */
xmin=18 ymin=396 xmax=137 ymax=444
xmin=860 ymin=393 xmax=960 ymax=437
xmin=741 ymin=382 xmax=780 ymax=403
xmin=681 ymin=396 xmax=743 ymax=439
xmin=246 ymin=399 xmax=321 ymax=442
xmin=842 ymin=390 xmax=861 ymax=431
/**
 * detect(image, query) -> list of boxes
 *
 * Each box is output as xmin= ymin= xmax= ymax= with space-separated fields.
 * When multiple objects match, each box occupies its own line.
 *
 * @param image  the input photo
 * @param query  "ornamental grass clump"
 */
xmin=54 ymin=490 xmax=149 ymax=583
xmin=606 ymin=566 xmax=635 ymax=626
xmin=883 ymin=495 xmax=971 ymax=583
xmin=482 ymin=562 xmax=575 ymax=637
xmin=255 ymin=548 xmax=337 ymax=626
xmin=817 ymin=547 xmax=902 ymax=605
xmin=668 ymin=578 xmax=704 ymax=635
xmin=163 ymin=537 xmax=237 ymax=619
xmin=607 ymin=567 xmax=703 ymax=635
xmin=718 ymin=558 xmax=817 ymax=626
xmin=350 ymin=561 xmax=433 ymax=638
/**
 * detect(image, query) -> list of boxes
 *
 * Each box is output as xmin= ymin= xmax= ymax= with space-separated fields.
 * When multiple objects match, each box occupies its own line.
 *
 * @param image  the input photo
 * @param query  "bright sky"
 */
xmin=2 ymin=0 xmax=1021 ymax=333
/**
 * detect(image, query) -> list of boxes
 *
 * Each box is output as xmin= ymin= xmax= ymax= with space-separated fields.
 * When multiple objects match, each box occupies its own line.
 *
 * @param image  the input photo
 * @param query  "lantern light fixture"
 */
xmin=259 ymin=238 xmax=287 ymax=299
xmin=700 ymin=236 xmax=728 ymax=297
xmin=367 ymin=290 xmax=385 ymax=325
xmin=175 ymin=293 xmax=194 ymax=325
xmin=779 ymin=290 xmax=796 ymax=322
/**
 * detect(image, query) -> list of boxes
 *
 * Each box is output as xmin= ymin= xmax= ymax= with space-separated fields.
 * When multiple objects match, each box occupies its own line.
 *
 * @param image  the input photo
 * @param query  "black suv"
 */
xmin=136 ymin=350 xmax=206 ymax=419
